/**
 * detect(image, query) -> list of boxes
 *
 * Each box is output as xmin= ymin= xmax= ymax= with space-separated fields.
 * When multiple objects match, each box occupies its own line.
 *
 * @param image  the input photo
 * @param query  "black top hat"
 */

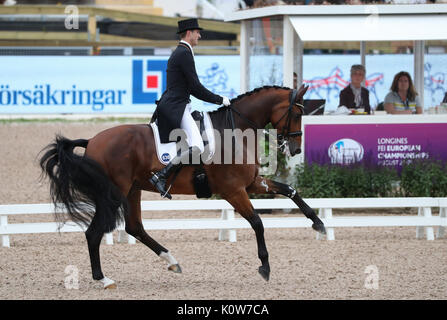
xmin=177 ymin=18 xmax=203 ymax=34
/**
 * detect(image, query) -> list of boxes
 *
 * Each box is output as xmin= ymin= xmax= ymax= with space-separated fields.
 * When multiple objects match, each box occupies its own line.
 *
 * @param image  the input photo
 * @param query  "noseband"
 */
xmin=272 ymin=89 xmax=304 ymax=141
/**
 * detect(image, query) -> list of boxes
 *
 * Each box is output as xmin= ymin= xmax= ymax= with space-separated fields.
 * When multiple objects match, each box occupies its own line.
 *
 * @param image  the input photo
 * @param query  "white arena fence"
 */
xmin=0 ymin=198 xmax=446 ymax=247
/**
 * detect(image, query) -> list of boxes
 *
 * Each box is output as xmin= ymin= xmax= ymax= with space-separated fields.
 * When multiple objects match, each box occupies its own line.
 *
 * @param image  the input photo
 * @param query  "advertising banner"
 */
xmin=0 ymin=56 xmax=167 ymax=114
xmin=0 ymin=55 xmax=240 ymax=114
xmin=1 ymin=53 xmax=446 ymax=114
xmin=304 ymin=123 xmax=447 ymax=167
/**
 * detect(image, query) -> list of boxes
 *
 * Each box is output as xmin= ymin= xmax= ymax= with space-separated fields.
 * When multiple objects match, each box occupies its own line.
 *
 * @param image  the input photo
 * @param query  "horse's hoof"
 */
xmin=104 ymin=282 xmax=117 ymax=290
xmin=258 ymin=266 xmax=270 ymax=281
xmin=99 ymin=276 xmax=116 ymax=289
xmin=168 ymin=264 xmax=182 ymax=273
xmin=312 ymin=222 xmax=326 ymax=235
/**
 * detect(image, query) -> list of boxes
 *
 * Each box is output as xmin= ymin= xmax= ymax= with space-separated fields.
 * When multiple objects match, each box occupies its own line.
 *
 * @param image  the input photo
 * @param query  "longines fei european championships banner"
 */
xmin=304 ymin=123 xmax=447 ymax=168
xmin=1 ymin=54 xmax=446 ymax=114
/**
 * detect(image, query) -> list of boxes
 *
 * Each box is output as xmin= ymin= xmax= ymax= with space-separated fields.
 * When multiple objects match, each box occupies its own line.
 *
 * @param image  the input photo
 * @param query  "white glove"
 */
xmin=222 ymin=96 xmax=231 ymax=106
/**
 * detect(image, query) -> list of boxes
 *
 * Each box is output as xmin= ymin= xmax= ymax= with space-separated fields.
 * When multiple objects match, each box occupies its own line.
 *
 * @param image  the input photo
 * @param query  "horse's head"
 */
xmin=270 ymin=84 xmax=308 ymax=156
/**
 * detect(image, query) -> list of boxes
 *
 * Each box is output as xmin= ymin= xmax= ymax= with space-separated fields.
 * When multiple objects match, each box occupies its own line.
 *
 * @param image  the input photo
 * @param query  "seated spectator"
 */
xmin=339 ymin=64 xmax=371 ymax=114
xmin=384 ymin=71 xmax=423 ymax=114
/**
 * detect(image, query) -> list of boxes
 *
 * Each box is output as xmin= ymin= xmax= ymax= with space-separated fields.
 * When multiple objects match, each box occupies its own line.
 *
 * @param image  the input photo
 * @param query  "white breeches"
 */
xmin=180 ymin=103 xmax=205 ymax=153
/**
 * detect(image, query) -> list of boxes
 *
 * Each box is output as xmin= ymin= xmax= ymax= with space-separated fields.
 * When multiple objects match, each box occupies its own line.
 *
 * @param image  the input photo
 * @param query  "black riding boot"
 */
xmin=149 ymin=146 xmax=199 ymax=199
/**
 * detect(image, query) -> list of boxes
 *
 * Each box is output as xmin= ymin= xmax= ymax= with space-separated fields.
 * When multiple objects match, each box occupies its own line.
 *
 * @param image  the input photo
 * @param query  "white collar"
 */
xmin=350 ymin=83 xmax=362 ymax=92
xmin=180 ymin=40 xmax=194 ymax=57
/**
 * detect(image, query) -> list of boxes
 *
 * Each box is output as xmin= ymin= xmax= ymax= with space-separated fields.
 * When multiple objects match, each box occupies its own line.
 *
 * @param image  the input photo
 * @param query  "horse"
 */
xmin=39 ymin=84 xmax=326 ymax=289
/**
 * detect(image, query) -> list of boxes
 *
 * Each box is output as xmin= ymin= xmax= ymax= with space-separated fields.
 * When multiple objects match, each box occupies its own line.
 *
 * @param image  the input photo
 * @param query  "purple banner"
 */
xmin=304 ymin=123 xmax=447 ymax=167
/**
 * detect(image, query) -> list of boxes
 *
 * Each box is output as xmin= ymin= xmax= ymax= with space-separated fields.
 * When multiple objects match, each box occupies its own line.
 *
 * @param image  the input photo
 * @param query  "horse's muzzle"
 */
xmin=290 ymin=147 xmax=301 ymax=156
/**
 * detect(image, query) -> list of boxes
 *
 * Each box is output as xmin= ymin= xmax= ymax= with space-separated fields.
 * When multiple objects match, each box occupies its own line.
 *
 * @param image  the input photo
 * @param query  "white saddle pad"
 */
xmin=150 ymin=111 xmax=216 ymax=165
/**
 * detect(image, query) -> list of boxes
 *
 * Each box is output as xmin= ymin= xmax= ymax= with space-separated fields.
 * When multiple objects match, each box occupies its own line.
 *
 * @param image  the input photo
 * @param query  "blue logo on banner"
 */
xmin=161 ymin=153 xmax=170 ymax=162
xmin=132 ymin=59 xmax=167 ymax=104
xmin=328 ymin=138 xmax=364 ymax=165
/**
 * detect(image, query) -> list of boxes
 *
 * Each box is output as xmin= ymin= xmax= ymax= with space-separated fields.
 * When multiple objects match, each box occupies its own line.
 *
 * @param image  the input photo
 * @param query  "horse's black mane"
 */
xmin=209 ymin=85 xmax=291 ymax=115
xmin=230 ymin=85 xmax=291 ymax=104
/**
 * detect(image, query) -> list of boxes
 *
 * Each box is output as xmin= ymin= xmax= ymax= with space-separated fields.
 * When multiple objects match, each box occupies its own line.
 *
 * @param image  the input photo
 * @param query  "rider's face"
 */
xmin=188 ymin=29 xmax=201 ymax=47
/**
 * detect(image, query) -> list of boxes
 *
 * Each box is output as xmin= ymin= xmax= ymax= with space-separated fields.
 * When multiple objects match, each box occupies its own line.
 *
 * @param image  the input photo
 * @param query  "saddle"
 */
xmin=149 ymin=110 xmax=215 ymax=166
xmin=149 ymin=110 xmax=215 ymax=198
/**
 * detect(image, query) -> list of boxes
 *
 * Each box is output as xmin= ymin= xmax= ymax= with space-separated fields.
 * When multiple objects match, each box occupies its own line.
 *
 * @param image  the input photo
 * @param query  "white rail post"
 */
xmin=117 ymin=229 xmax=126 ymax=243
xmin=436 ymin=206 xmax=446 ymax=238
xmin=218 ymin=209 xmax=236 ymax=242
xmin=316 ymin=208 xmax=324 ymax=240
xmin=317 ymin=208 xmax=334 ymax=241
xmin=118 ymin=229 xmax=136 ymax=245
xmin=105 ymin=232 xmax=114 ymax=245
xmin=417 ymin=207 xmax=434 ymax=240
xmin=1 ymin=215 xmax=10 ymax=247
xmin=416 ymin=207 xmax=424 ymax=239
xmin=325 ymin=208 xmax=335 ymax=241
xmin=423 ymin=207 xmax=434 ymax=241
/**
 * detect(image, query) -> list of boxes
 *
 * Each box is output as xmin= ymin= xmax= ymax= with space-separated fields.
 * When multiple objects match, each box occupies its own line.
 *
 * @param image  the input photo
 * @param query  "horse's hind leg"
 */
xmin=246 ymin=177 xmax=326 ymax=235
xmin=224 ymin=189 xmax=270 ymax=281
xmin=124 ymin=187 xmax=182 ymax=273
xmin=85 ymin=213 xmax=116 ymax=289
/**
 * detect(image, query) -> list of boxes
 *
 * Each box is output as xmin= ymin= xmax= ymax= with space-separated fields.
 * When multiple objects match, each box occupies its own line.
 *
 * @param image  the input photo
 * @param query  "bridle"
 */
xmin=271 ymin=89 xmax=305 ymax=142
xmin=225 ymin=88 xmax=305 ymax=143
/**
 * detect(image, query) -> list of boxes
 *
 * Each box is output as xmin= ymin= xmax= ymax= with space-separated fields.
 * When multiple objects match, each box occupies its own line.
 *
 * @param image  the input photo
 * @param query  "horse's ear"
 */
xmin=297 ymin=84 xmax=309 ymax=99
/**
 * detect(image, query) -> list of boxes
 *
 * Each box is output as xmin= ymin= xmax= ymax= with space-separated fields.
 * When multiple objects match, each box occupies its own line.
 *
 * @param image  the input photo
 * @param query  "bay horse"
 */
xmin=39 ymin=84 xmax=326 ymax=289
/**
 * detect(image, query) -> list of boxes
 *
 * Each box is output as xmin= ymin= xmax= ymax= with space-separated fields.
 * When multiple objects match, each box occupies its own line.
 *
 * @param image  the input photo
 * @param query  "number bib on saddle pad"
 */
xmin=149 ymin=111 xmax=216 ymax=166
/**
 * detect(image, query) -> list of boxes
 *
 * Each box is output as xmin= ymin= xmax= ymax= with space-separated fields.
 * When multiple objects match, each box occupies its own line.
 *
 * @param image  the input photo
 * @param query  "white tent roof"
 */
xmin=226 ymin=4 xmax=447 ymax=41
xmin=289 ymin=14 xmax=447 ymax=42
xmin=226 ymin=4 xmax=447 ymax=23
xmin=226 ymin=4 xmax=447 ymax=102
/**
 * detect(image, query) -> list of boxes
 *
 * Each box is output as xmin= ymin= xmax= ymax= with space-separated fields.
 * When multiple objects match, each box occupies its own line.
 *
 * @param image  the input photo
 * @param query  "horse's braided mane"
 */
xmin=209 ymin=85 xmax=291 ymax=115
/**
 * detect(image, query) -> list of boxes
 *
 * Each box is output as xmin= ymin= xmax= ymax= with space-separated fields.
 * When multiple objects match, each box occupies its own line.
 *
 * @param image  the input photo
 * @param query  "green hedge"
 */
xmin=293 ymin=160 xmax=447 ymax=198
xmin=400 ymin=160 xmax=447 ymax=197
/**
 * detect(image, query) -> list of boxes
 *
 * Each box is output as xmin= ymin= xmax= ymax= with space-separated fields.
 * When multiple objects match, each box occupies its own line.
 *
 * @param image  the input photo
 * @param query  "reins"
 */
xmin=225 ymin=104 xmax=259 ymax=131
xmin=225 ymin=89 xmax=304 ymax=141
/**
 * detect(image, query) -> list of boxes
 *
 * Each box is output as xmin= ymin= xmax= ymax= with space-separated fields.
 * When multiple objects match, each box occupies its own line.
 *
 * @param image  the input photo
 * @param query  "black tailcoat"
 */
xmin=155 ymin=43 xmax=223 ymax=143
xmin=339 ymin=85 xmax=371 ymax=114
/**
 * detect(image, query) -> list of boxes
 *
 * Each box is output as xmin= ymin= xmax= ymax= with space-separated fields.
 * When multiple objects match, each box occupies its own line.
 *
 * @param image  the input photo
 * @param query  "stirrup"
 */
xmin=149 ymin=172 xmax=172 ymax=199
xmin=162 ymin=184 xmax=172 ymax=199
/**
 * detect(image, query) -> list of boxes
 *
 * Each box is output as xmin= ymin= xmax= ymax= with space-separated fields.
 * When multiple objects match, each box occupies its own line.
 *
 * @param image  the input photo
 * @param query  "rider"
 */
xmin=150 ymin=18 xmax=231 ymax=199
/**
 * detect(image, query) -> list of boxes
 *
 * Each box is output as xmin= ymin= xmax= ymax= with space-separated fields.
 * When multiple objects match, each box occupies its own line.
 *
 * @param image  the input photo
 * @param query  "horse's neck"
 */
xmin=209 ymin=90 xmax=282 ymax=132
xmin=230 ymin=98 xmax=273 ymax=130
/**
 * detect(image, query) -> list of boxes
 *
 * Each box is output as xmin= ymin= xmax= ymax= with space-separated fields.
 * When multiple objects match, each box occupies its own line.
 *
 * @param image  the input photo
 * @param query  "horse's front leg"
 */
xmin=246 ymin=177 xmax=326 ymax=235
xmin=224 ymin=189 xmax=270 ymax=281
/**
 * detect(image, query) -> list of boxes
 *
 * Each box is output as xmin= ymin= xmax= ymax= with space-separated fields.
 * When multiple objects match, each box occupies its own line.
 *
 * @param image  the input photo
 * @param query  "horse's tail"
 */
xmin=39 ymin=134 xmax=127 ymax=233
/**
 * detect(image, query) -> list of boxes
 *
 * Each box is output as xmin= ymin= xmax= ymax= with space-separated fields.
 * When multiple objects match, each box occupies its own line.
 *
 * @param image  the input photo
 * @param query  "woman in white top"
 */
xmin=384 ymin=71 xmax=423 ymax=114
